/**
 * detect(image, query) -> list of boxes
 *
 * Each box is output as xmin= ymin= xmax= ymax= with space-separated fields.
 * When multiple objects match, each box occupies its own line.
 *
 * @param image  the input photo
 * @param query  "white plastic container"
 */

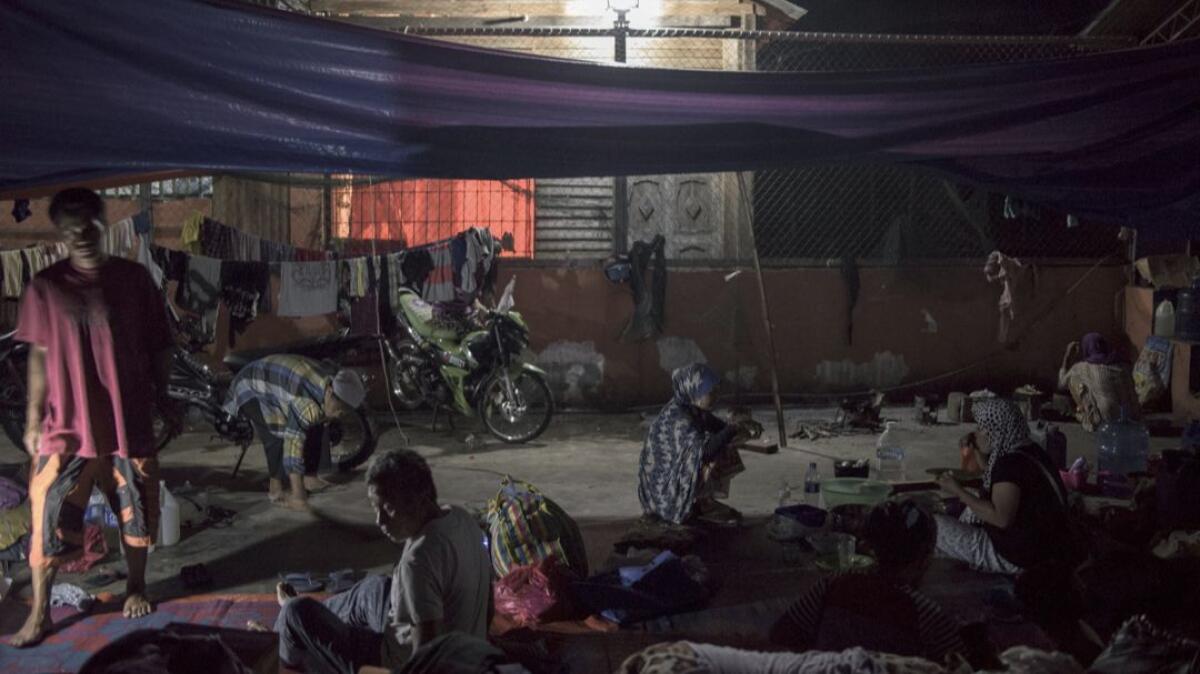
xmin=159 ymin=481 xmax=180 ymax=547
xmin=1155 ymin=300 xmax=1176 ymax=338
xmin=875 ymin=421 xmax=906 ymax=482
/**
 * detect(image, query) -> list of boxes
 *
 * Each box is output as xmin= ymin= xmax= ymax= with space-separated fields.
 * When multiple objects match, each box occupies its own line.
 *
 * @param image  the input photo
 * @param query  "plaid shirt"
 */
xmin=224 ymin=355 xmax=329 ymax=473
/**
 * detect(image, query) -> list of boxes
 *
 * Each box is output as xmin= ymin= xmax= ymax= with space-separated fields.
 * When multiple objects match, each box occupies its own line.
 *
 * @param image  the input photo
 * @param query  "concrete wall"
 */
xmin=513 ymin=263 xmax=1128 ymax=407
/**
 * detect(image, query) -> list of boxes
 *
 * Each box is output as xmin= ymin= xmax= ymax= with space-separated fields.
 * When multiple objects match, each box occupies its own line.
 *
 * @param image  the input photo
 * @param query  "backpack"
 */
xmin=485 ymin=477 xmax=588 ymax=579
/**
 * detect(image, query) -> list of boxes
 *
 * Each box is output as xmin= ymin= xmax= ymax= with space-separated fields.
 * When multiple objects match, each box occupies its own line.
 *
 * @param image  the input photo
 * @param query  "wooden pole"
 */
xmin=737 ymin=173 xmax=788 ymax=447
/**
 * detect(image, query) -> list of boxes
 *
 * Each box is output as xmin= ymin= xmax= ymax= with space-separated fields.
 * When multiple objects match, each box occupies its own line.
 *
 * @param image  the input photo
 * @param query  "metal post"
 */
xmin=613 ymin=13 xmax=629 ymax=254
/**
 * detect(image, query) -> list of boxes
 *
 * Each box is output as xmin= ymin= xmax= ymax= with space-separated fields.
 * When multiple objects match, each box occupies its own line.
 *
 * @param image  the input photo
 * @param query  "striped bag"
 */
xmin=486 ymin=477 xmax=588 ymax=579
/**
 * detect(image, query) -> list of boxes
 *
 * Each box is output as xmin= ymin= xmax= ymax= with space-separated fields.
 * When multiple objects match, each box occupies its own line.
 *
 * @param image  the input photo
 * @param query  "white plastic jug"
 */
xmin=1155 ymin=300 xmax=1176 ymax=338
xmin=159 ymin=481 xmax=180 ymax=547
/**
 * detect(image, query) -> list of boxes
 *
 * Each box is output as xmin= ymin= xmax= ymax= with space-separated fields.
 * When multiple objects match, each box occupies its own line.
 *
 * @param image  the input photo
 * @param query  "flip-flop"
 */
xmin=280 ymin=572 xmax=325 ymax=594
xmin=327 ymin=569 xmax=359 ymax=594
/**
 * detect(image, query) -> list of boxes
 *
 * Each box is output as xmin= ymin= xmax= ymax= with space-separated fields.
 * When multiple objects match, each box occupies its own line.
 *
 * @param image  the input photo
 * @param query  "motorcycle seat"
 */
xmin=397 ymin=292 xmax=461 ymax=344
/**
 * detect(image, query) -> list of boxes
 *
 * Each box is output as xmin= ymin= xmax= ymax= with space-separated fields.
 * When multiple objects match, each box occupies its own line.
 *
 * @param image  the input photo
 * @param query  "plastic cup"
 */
xmin=836 ymin=536 xmax=855 ymax=568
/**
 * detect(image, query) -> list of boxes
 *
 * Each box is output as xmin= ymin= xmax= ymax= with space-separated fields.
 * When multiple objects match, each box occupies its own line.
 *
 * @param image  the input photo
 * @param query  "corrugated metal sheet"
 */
xmin=534 ymin=178 xmax=613 ymax=257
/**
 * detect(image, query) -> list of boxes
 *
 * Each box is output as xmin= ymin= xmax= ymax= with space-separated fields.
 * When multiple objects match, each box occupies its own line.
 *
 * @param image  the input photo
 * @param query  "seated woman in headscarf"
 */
xmin=638 ymin=364 xmax=746 ymax=526
xmin=934 ymin=399 xmax=1077 ymax=575
xmin=1058 ymin=332 xmax=1139 ymax=431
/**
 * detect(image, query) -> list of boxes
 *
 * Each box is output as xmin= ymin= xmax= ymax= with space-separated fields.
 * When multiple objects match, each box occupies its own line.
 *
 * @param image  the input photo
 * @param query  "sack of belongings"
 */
xmin=486 ymin=476 xmax=588 ymax=579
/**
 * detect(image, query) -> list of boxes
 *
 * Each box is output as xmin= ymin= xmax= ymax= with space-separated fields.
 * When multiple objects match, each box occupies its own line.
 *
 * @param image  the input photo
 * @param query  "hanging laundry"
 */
xmin=136 ymin=233 xmax=164 ymax=288
xmin=0 ymin=251 xmax=24 ymax=298
xmin=176 ymin=255 xmax=223 ymax=341
xmin=984 ymin=250 xmax=1034 ymax=344
xmin=151 ymin=245 xmax=188 ymax=285
xmin=10 ymin=199 xmax=31 ymax=223
xmin=132 ymin=210 xmax=152 ymax=235
xmin=199 ymin=218 xmax=238 ymax=260
xmin=458 ymin=227 xmax=496 ymax=299
xmin=221 ymin=261 xmax=270 ymax=346
xmin=423 ymin=241 xmax=455 ymax=302
xmin=102 ymin=217 xmax=135 ymax=257
xmin=181 ymin=211 xmax=204 ymax=254
xmin=278 ymin=260 xmax=337 ymax=316
xmin=343 ymin=257 xmax=370 ymax=298
xmin=620 ymin=235 xmax=667 ymax=343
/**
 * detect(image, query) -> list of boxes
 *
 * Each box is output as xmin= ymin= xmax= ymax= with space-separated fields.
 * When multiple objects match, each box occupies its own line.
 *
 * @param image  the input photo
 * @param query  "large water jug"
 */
xmin=875 ymin=421 xmax=906 ymax=482
xmin=1096 ymin=408 xmax=1150 ymax=480
xmin=1155 ymin=300 xmax=1176 ymax=338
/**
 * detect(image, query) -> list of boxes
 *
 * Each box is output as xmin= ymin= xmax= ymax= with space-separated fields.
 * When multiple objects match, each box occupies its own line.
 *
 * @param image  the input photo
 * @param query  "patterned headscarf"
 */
xmin=971 ymin=398 xmax=1031 ymax=490
xmin=639 ymin=364 xmax=722 ymax=524
xmin=958 ymin=398 xmax=1031 ymax=526
xmin=671 ymin=363 xmax=720 ymax=406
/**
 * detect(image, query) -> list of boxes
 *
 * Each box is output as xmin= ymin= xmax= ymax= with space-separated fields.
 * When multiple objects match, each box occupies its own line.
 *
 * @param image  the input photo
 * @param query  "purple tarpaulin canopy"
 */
xmin=1 ymin=0 xmax=1198 ymax=235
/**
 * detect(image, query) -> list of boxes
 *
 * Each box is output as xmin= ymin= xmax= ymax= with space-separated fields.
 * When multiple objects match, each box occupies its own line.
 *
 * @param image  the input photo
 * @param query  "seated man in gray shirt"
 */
xmin=273 ymin=449 xmax=493 ymax=674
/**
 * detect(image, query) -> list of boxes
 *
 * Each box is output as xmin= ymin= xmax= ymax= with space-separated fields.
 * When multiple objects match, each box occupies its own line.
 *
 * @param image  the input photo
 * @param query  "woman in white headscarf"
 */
xmin=933 ymin=399 xmax=1074 ymax=574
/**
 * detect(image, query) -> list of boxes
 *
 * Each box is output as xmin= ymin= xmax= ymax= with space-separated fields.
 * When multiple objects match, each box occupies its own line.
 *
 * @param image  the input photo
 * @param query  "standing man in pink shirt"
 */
xmin=10 ymin=188 xmax=176 ymax=647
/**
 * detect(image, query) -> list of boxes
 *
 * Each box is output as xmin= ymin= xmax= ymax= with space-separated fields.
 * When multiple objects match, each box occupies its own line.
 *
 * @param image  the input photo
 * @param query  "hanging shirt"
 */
xmin=278 ymin=261 xmax=337 ymax=316
xmin=424 ymin=242 xmax=455 ymax=302
xmin=176 ymin=255 xmax=223 ymax=341
xmin=136 ymin=233 xmax=164 ymax=288
xmin=14 ymin=258 xmax=173 ymax=458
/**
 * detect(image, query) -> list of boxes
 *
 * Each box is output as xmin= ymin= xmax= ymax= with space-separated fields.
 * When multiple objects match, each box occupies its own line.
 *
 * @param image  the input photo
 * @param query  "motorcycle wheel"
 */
xmin=477 ymin=369 xmax=553 ymax=443
xmin=327 ymin=407 xmax=377 ymax=473
xmin=387 ymin=341 xmax=426 ymax=411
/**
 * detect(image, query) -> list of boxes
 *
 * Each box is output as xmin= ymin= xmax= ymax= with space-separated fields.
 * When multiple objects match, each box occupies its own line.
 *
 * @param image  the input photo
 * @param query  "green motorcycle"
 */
xmin=388 ymin=281 xmax=554 ymax=443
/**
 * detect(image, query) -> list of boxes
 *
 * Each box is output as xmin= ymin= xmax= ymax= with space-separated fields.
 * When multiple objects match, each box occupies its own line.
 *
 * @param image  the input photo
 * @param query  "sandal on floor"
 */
xmin=692 ymin=500 xmax=743 ymax=527
xmin=280 ymin=572 xmax=325 ymax=594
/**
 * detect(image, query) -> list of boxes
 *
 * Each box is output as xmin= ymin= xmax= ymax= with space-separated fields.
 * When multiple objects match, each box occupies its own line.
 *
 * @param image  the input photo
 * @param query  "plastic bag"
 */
xmin=493 ymin=557 xmax=575 ymax=627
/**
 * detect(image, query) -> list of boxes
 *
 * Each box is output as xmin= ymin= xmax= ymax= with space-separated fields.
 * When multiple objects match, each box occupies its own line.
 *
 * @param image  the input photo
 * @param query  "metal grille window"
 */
xmin=101 ymin=176 xmax=213 ymax=199
xmin=332 ymin=178 xmax=535 ymax=257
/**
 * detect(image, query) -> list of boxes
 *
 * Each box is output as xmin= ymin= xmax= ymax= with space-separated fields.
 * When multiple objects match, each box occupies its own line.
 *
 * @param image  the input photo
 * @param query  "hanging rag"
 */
xmin=841 ymin=257 xmax=860 ymax=346
xmin=136 ymin=233 xmax=165 ymax=288
xmin=221 ymin=261 xmax=270 ymax=346
xmin=10 ymin=199 xmax=31 ymax=223
xmin=152 ymin=245 xmax=188 ymax=285
xmin=386 ymin=252 xmax=407 ymax=308
xmin=620 ymin=235 xmax=667 ymax=343
xmin=984 ymin=250 xmax=1034 ymax=344
xmin=278 ymin=261 xmax=338 ymax=316
xmin=177 ymin=255 xmax=223 ymax=341
xmin=181 ymin=211 xmax=204 ymax=254
xmin=344 ymin=257 xmax=369 ymax=298
xmin=460 ymin=226 xmax=497 ymax=301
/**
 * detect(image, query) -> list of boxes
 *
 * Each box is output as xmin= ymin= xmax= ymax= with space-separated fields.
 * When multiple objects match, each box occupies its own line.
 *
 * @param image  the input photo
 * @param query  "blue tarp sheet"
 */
xmin=2 ymin=0 xmax=1199 ymax=235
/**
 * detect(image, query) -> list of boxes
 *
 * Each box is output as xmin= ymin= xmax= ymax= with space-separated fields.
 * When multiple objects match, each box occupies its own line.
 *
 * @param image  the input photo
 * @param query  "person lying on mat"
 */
xmin=270 ymin=449 xmax=492 ymax=674
xmin=223 ymin=354 xmax=365 ymax=509
xmin=12 ymin=188 xmax=178 ymax=648
xmin=638 ymin=363 xmax=750 ymax=527
xmin=768 ymin=501 xmax=967 ymax=664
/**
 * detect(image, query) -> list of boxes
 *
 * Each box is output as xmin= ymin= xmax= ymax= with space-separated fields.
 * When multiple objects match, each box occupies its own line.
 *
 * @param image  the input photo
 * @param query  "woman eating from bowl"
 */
xmin=934 ymin=399 xmax=1075 ymax=574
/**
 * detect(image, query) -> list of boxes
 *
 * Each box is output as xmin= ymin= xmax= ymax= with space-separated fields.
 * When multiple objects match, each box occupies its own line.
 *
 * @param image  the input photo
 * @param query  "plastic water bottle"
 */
xmin=159 ymin=481 xmax=180 ymax=547
xmin=1155 ymin=300 xmax=1176 ymax=337
xmin=1096 ymin=407 xmax=1149 ymax=481
xmin=876 ymin=421 xmax=906 ymax=482
xmin=803 ymin=463 xmax=822 ymax=507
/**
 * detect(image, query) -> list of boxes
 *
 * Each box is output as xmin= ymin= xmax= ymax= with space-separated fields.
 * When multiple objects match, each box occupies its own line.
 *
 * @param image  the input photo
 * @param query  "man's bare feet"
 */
xmin=9 ymin=615 xmax=52 ymax=648
xmin=123 ymin=593 xmax=153 ymax=619
xmin=275 ymin=581 xmax=297 ymax=607
xmin=303 ymin=475 xmax=334 ymax=492
xmin=276 ymin=496 xmax=311 ymax=512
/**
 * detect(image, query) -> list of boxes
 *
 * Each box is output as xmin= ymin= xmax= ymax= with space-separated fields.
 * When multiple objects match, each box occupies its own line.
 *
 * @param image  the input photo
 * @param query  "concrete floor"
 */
xmin=0 ymin=405 xmax=1179 ymax=604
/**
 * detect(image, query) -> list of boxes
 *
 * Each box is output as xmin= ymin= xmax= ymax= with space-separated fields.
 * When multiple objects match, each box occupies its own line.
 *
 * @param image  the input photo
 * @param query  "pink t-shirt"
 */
xmin=15 ymin=258 xmax=173 ymax=458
